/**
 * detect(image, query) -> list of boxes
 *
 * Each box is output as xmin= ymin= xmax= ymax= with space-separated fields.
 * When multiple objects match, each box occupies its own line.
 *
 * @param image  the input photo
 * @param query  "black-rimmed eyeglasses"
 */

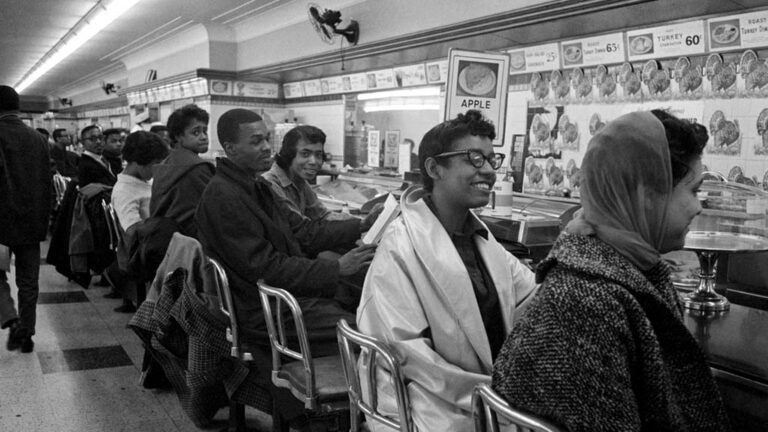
xmin=432 ymin=149 xmax=505 ymax=170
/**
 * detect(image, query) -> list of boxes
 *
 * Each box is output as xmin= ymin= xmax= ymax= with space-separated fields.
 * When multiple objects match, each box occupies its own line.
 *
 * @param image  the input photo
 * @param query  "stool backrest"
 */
xmin=53 ymin=173 xmax=70 ymax=206
xmin=258 ymin=282 xmax=316 ymax=403
xmin=100 ymin=200 xmax=122 ymax=251
xmin=209 ymin=257 xmax=252 ymax=361
xmin=472 ymin=383 xmax=564 ymax=432
xmin=336 ymin=319 xmax=413 ymax=432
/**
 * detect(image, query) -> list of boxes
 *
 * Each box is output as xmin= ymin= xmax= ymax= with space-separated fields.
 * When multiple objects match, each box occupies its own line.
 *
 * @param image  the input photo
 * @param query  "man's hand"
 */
xmin=360 ymin=203 xmax=385 ymax=232
xmin=338 ymin=243 xmax=377 ymax=276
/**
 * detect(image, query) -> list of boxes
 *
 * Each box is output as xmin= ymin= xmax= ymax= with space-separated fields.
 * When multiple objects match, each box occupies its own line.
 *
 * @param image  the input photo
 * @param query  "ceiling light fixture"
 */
xmin=15 ymin=0 xmax=142 ymax=94
xmin=357 ymin=86 xmax=441 ymax=101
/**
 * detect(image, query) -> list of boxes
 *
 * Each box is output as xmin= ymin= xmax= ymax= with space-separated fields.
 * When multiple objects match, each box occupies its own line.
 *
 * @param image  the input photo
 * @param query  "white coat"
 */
xmin=357 ymin=186 xmax=538 ymax=432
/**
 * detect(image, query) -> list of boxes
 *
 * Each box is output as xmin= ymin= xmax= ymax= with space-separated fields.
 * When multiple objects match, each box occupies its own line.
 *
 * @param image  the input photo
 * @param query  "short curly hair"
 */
xmin=650 ymin=109 xmax=708 ymax=186
xmin=275 ymin=125 xmax=326 ymax=171
xmin=122 ymin=131 xmax=170 ymax=165
xmin=419 ymin=110 xmax=496 ymax=191
xmin=167 ymin=104 xmax=209 ymax=146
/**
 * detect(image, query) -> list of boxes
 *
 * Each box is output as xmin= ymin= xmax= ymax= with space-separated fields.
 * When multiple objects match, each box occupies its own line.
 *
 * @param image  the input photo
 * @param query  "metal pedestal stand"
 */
xmin=680 ymin=250 xmax=729 ymax=312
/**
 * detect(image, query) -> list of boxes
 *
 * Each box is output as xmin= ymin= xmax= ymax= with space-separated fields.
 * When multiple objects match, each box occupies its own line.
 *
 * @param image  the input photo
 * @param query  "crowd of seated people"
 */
xmin=31 ymin=105 xmax=732 ymax=432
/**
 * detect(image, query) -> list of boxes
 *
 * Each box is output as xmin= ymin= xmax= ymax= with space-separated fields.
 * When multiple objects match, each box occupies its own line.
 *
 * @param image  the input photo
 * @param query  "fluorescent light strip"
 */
xmin=357 ymin=86 xmax=441 ymax=100
xmin=363 ymin=104 xmax=441 ymax=113
xmin=15 ymin=0 xmax=142 ymax=93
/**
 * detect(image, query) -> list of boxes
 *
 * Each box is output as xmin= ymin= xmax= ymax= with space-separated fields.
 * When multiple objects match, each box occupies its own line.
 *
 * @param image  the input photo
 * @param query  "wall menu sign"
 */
xmin=561 ymin=32 xmax=625 ymax=67
xmin=393 ymin=64 xmax=427 ymax=87
xmin=303 ymin=79 xmax=322 ymax=97
xmin=507 ymin=43 xmax=560 ymax=74
xmin=627 ymin=20 xmax=706 ymax=60
xmin=444 ymin=49 xmax=510 ymax=146
xmin=426 ymin=60 xmax=449 ymax=83
xmin=709 ymin=10 xmax=768 ymax=51
xmin=283 ymin=82 xmax=304 ymax=99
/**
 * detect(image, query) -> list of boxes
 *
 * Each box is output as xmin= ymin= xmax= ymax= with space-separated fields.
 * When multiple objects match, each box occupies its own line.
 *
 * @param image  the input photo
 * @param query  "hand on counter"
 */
xmin=360 ymin=203 xmax=385 ymax=232
xmin=338 ymin=243 xmax=377 ymax=276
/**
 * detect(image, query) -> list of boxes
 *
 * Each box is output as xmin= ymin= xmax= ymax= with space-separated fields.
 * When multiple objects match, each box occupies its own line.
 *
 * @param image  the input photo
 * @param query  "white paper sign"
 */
xmin=627 ymin=21 xmax=705 ymax=60
xmin=283 ymin=82 xmax=304 ymax=99
xmin=394 ymin=64 xmax=428 ymax=87
xmin=444 ymin=49 xmax=510 ymax=146
xmin=562 ymin=33 xmax=625 ymax=67
xmin=709 ymin=10 xmax=768 ymax=52
xmin=508 ymin=43 xmax=560 ymax=74
xmin=426 ymin=60 xmax=449 ymax=83
xmin=375 ymin=70 xmax=396 ymax=89
xmin=303 ymin=80 xmax=322 ymax=97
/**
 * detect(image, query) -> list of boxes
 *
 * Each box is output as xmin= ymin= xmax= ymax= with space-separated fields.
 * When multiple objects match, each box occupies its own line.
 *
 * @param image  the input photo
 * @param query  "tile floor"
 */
xmin=0 ymin=242 xmax=273 ymax=431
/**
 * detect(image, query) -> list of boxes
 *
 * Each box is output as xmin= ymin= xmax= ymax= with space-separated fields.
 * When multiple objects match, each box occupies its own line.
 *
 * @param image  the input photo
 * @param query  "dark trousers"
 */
xmin=0 ymin=243 xmax=41 ymax=335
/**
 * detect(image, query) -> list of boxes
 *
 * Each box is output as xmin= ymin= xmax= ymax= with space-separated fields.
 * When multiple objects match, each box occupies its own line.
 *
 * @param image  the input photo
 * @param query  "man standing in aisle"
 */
xmin=0 ymin=85 xmax=52 ymax=353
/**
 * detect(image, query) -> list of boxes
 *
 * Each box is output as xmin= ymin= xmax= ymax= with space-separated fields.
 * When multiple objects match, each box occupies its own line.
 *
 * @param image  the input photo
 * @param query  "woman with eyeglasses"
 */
xmin=357 ymin=110 xmax=538 ymax=432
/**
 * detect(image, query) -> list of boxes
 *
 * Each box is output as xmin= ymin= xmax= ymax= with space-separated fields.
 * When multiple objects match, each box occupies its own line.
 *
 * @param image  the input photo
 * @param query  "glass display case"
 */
xmin=683 ymin=178 xmax=768 ymax=311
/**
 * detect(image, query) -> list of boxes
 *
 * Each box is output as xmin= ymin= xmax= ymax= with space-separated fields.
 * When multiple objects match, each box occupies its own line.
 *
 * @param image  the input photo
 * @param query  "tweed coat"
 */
xmin=492 ymin=233 xmax=731 ymax=432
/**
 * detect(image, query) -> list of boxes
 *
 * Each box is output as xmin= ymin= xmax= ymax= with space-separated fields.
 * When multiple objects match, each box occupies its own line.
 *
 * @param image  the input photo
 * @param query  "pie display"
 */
xmin=712 ymin=23 xmax=739 ymax=45
xmin=458 ymin=63 xmax=496 ymax=96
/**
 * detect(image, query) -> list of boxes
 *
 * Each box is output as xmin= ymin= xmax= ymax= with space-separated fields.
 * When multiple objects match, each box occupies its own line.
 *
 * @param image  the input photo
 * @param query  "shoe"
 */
xmin=103 ymin=291 xmax=121 ymax=299
xmin=114 ymin=303 xmax=137 ymax=313
xmin=19 ymin=336 xmax=33 ymax=353
xmin=6 ymin=321 xmax=21 ymax=351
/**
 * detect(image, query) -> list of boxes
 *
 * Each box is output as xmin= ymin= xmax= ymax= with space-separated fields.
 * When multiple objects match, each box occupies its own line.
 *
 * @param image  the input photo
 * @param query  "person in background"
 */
xmin=0 ymin=85 xmax=52 ymax=353
xmin=492 ymin=111 xmax=731 ymax=432
xmin=77 ymin=125 xmax=116 ymax=187
xmin=36 ymin=128 xmax=51 ymax=145
xmin=357 ymin=110 xmax=537 ymax=432
xmin=262 ymin=125 xmax=351 ymax=222
xmin=150 ymin=104 xmax=214 ymax=238
xmin=406 ymin=138 xmax=418 ymax=171
xmin=109 ymin=131 xmax=169 ymax=313
xmin=149 ymin=124 xmax=171 ymax=147
xmin=50 ymin=128 xmax=80 ymax=179
xmin=102 ymin=128 xmax=126 ymax=175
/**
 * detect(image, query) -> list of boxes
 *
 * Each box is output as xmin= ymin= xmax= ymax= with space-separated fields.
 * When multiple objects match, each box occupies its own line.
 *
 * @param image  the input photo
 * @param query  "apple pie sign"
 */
xmin=444 ymin=49 xmax=510 ymax=147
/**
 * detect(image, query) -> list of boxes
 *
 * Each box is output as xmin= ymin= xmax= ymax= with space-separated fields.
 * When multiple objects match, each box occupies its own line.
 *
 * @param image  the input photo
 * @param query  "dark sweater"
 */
xmin=492 ymin=233 xmax=731 ymax=432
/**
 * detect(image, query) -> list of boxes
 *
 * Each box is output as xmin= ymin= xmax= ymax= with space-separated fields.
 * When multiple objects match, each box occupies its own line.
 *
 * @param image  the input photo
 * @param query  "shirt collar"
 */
xmin=83 ymin=150 xmax=103 ymax=161
xmin=423 ymin=194 xmax=489 ymax=239
xmin=266 ymin=163 xmax=294 ymax=188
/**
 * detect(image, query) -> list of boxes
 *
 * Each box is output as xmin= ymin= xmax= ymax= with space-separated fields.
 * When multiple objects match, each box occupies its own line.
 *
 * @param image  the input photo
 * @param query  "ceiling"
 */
xmin=3 ymin=0 xmax=767 ymax=101
xmin=0 ymin=0 xmax=292 ymax=97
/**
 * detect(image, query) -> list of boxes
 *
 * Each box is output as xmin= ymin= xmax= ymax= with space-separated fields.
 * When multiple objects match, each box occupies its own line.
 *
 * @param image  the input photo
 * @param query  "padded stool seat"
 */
xmin=278 ymin=356 xmax=348 ymax=403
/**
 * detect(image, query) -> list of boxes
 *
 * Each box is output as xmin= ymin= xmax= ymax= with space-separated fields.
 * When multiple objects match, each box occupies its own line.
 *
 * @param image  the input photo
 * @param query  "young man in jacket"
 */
xmin=0 ymin=85 xmax=52 ymax=353
xmin=357 ymin=110 xmax=538 ymax=431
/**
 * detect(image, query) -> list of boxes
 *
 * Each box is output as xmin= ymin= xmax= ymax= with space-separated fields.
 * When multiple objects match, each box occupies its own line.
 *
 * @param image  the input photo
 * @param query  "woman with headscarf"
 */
xmin=492 ymin=110 xmax=732 ymax=432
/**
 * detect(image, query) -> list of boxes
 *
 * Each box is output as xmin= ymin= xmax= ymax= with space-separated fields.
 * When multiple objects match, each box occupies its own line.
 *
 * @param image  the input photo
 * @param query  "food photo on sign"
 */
xmin=455 ymin=60 xmax=499 ymax=98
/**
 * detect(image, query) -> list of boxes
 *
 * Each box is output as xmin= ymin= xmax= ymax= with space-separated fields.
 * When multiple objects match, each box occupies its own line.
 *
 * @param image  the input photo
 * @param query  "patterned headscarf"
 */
xmin=580 ymin=111 xmax=671 ymax=271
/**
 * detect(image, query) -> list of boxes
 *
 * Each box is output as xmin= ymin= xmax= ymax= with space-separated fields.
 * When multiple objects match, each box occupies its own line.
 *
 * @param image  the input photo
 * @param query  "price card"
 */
xmin=627 ymin=21 xmax=705 ymax=60
xmin=303 ymin=79 xmax=322 ymax=97
xmin=324 ymin=76 xmax=344 ymax=94
xmin=348 ymin=73 xmax=367 ymax=92
xmin=393 ymin=64 xmax=427 ymax=87
xmin=709 ymin=10 xmax=768 ymax=51
xmin=509 ymin=43 xmax=560 ymax=73
xmin=374 ymin=69 xmax=396 ymax=89
xmin=561 ymin=33 xmax=625 ymax=67
xmin=283 ymin=82 xmax=304 ymax=99
xmin=426 ymin=60 xmax=449 ymax=83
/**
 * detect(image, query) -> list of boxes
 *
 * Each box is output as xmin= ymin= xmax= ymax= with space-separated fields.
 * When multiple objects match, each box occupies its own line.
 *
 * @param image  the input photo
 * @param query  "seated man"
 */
xmin=357 ymin=110 xmax=538 ymax=432
xmin=109 ymin=131 xmax=169 ymax=312
xmin=195 ymin=108 xmax=377 ymax=354
xmin=262 ymin=125 xmax=351 ymax=222
xmin=150 ymin=104 xmax=214 ymax=238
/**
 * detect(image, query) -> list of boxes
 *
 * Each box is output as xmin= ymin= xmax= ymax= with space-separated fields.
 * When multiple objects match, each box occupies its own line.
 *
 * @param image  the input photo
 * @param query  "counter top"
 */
xmin=683 ymin=304 xmax=768 ymax=385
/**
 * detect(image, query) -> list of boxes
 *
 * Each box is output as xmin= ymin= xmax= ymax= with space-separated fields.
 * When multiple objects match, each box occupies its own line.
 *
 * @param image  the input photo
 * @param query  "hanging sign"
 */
xmin=709 ymin=10 xmax=768 ymax=51
xmin=627 ymin=20 xmax=705 ymax=60
xmin=283 ymin=82 xmax=304 ymax=99
xmin=393 ymin=64 xmax=428 ymax=87
xmin=303 ymin=80 xmax=322 ymax=97
xmin=507 ymin=43 xmax=560 ymax=74
xmin=444 ymin=49 xmax=510 ymax=146
xmin=561 ymin=32 xmax=625 ymax=67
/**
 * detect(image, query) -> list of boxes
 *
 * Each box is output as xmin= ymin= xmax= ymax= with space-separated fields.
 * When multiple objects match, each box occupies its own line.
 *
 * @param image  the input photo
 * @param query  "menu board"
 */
xmin=709 ymin=10 xmax=768 ymax=51
xmin=426 ymin=60 xmax=449 ymax=83
xmin=303 ymin=79 xmax=322 ymax=97
xmin=233 ymin=82 xmax=279 ymax=98
xmin=283 ymin=82 xmax=304 ymax=99
xmin=627 ymin=21 xmax=705 ymax=60
xmin=561 ymin=33 xmax=625 ymax=67
xmin=374 ymin=69 xmax=396 ymax=89
xmin=393 ymin=64 xmax=428 ymax=87
xmin=507 ymin=43 xmax=560 ymax=74
xmin=323 ymin=76 xmax=344 ymax=94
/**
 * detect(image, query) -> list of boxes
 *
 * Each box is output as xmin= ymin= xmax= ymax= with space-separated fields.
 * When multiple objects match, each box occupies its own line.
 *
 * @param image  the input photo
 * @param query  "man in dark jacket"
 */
xmin=0 ymin=85 xmax=52 ymax=353
xmin=195 ymin=109 xmax=378 ymax=351
xmin=150 ymin=104 xmax=214 ymax=238
xmin=77 ymin=124 xmax=116 ymax=187
xmin=50 ymin=128 xmax=80 ymax=180
xmin=102 ymin=128 xmax=126 ymax=175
